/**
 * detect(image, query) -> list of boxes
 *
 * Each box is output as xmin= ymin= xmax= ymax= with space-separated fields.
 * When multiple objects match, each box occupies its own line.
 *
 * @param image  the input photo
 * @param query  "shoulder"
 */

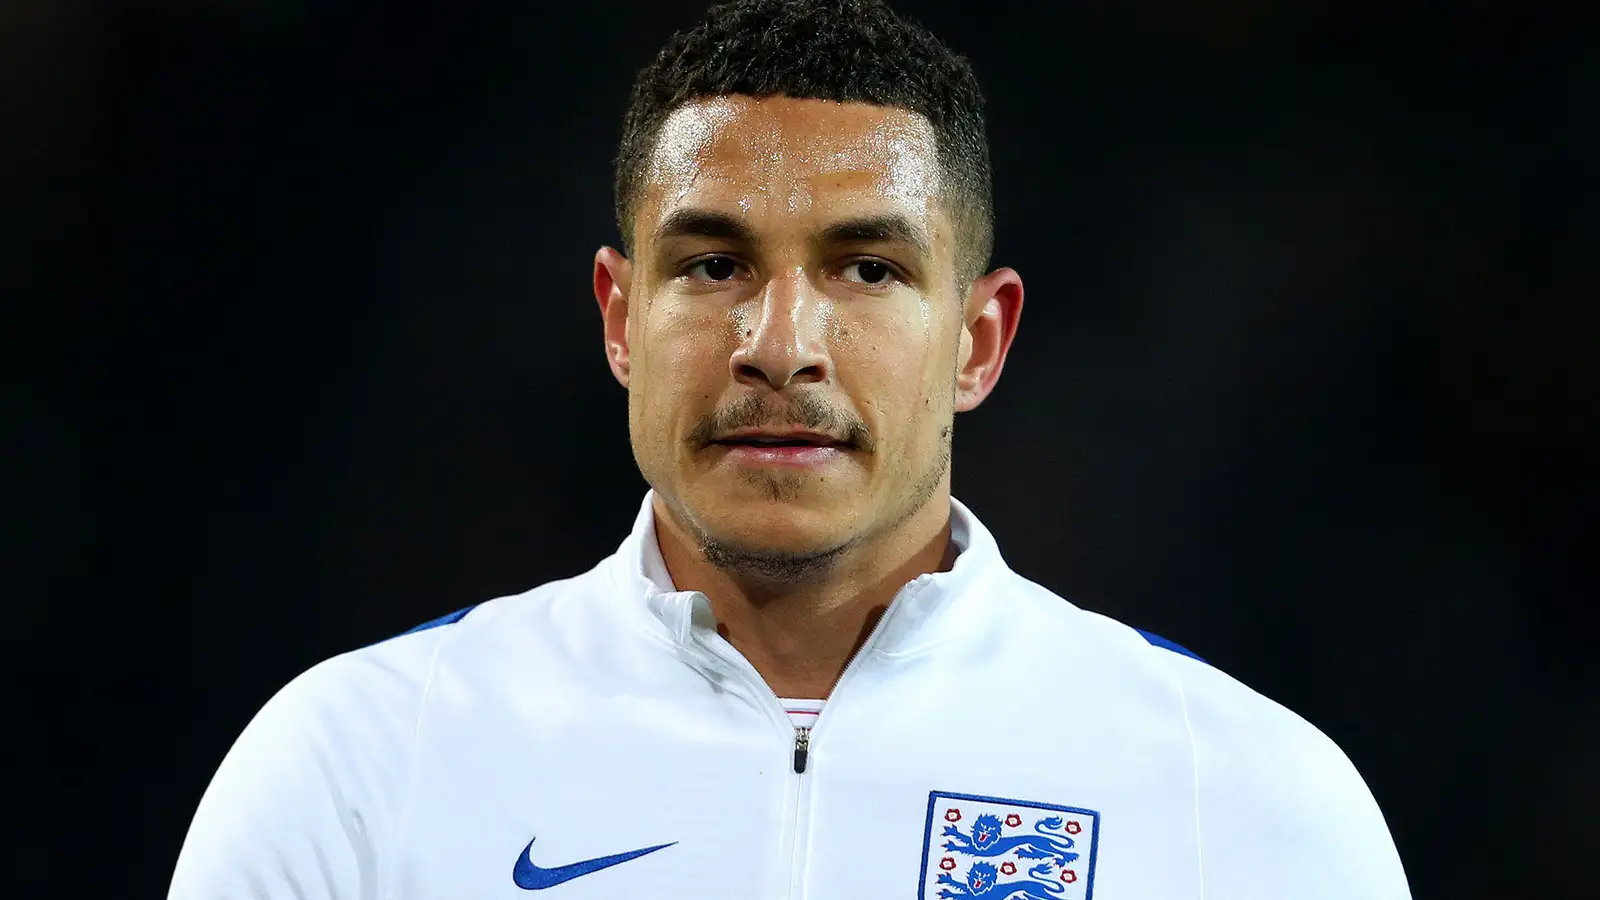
xmin=201 ymin=597 xmax=496 ymax=799
xmin=995 ymin=573 xmax=1363 ymax=772
xmin=169 ymin=573 xmax=610 ymax=898
xmin=1144 ymin=634 xmax=1373 ymax=805
xmin=992 ymin=575 xmax=1409 ymax=896
xmin=249 ymin=553 xmax=627 ymax=747
xmin=987 ymin=573 xmax=1213 ymax=678
xmin=1166 ymin=649 xmax=1409 ymax=895
xmin=304 ymin=568 xmax=604 ymax=714
xmin=209 ymin=567 xmax=610 ymax=806
xmin=166 ymin=614 xmax=453 ymax=896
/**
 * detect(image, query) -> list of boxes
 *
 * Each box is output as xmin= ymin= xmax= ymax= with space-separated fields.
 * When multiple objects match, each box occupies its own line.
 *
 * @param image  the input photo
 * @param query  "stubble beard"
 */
xmin=696 ymin=422 xmax=954 ymax=586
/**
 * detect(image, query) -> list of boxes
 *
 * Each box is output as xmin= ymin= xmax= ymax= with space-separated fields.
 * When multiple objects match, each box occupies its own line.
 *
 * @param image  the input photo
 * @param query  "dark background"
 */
xmin=9 ymin=1 xmax=1594 ymax=897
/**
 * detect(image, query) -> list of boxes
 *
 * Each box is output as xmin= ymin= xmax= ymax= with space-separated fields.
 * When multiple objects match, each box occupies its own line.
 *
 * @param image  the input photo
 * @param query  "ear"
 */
xmin=953 ymin=267 xmax=1024 ymax=412
xmin=594 ymin=246 xmax=633 ymax=388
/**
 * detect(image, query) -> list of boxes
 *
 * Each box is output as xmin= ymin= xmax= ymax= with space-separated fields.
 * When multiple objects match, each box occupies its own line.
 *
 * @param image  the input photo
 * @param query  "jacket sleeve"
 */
xmin=1174 ymin=654 xmax=1411 ymax=898
xmin=167 ymin=647 xmax=427 ymax=900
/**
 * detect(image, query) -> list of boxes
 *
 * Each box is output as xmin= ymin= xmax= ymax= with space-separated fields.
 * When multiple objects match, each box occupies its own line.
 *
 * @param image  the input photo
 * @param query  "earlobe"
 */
xmin=594 ymin=247 xmax=634 ymax=387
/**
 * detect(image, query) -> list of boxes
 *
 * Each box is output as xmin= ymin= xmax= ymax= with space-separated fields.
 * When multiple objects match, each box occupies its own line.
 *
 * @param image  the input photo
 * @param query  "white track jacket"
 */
xmin=170 ymin=493 xmax=1410 ymax=899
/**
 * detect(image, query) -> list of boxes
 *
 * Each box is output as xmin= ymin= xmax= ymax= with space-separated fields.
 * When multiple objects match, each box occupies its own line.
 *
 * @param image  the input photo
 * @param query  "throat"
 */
xmin=712 ymin=601 xmax=889 ymax=701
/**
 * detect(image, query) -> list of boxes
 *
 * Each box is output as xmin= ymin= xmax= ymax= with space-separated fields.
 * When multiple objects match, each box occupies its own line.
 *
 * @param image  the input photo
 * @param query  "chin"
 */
xmin=689 ymin=476 xmax=857 ymax=555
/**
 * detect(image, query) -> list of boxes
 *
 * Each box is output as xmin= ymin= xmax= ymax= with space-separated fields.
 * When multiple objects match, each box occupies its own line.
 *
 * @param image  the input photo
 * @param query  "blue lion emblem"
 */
xmin=943 ymin=814 xmax=1080 ymax=868
xmin=935 ymin=861 xmax=1066 ymax=899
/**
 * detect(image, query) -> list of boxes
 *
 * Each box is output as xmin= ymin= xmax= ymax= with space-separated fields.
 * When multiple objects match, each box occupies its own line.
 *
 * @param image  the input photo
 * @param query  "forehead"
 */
xmin=641 ymin=95 xmax=943 ymax=232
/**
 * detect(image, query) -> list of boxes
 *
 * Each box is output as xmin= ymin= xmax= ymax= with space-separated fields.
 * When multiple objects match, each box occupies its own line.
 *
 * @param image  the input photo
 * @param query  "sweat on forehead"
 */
xmin=638 ymin=97 xmax=946 ymax=239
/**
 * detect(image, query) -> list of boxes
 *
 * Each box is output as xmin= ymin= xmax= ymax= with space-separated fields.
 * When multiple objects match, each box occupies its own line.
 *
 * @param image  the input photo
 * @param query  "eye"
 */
xmin=840 ymin=259 xmax=897 ymax=286
xmin=685 ymin=256 xmax=743 ymax=282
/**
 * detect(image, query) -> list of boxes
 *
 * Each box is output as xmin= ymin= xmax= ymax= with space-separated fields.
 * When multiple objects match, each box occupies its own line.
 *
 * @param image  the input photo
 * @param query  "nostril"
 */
xmin=791 ymin=363 xmax=826 ymax=383
xmin=730 ymin=349 xmax=828 ymax=389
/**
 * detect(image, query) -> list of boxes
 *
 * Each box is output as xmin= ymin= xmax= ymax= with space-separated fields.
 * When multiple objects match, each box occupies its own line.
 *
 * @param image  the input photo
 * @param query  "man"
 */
xmin=170 ymin=0 xmax=1410 ymax=897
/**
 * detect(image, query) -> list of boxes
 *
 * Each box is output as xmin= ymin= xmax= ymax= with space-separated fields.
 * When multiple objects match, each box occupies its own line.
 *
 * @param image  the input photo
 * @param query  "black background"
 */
xmin=9 ymin=2 xmax=1595 ymax=897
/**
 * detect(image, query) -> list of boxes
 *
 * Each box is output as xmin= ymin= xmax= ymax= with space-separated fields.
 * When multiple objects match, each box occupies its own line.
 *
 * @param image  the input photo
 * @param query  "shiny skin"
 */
xmin=594 ymin=95 xmax=1022 ymax=575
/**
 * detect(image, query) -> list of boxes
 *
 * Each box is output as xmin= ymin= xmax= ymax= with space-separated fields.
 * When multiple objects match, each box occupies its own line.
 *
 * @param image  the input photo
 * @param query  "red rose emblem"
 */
xmin=1065 ymin=820 xmax=1082 ymax=835
xmin=1004 ymin=813 xmax=1022 ymax=827
xmin=939 ymin=857 xmax=956 ymax=871
xmin=945 ymin=808 xmax=962 ymax=822
xmin=1061 ymin=870 xmax=1078 ymax=883
xmin=1001 ymin=862 xmax=1017 ymax=875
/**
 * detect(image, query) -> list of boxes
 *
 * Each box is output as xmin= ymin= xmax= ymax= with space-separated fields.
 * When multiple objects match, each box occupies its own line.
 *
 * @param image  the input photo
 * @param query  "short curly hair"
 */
xmin=614 ymin=0 xmax=994 ymax=287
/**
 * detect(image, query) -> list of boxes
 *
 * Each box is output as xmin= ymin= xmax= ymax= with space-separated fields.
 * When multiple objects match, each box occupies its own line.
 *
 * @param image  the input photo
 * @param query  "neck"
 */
xmin=652 ymin=491 xmax=956 ymax=700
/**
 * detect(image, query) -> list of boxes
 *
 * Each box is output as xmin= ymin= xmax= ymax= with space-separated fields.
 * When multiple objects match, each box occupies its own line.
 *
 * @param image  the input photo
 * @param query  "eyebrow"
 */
xmin=653 ymin=208 xmax=760 ymax=247
xmin=816 ymin=214 xmax=933 ymax=260
xmin=651 ymin=207 xmax=933 ymax=260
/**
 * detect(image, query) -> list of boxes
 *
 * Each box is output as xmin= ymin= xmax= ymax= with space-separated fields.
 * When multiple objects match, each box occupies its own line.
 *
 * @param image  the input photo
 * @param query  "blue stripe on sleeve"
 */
xmin=401 ymin=604 xmax=478 ymax=635
xmin=1136 ymin=628 xmax=1208 ymax=665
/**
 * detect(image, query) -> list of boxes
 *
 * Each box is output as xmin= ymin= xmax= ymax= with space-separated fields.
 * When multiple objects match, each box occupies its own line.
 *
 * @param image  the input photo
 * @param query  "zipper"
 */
xmin=687 ymin=578 xmax=928 ymax=899
xmin=777 ymin=610 xmax=906 ymax=899
xmin=697 ymin=644 xmax=858 ymax=900
xmin=792 ymin=725 xmax=811 ymax=774
xmin=786 ymin=723 xmax=813 ymax=900
xmin=689 ymin=632 xmax=817 ymax=900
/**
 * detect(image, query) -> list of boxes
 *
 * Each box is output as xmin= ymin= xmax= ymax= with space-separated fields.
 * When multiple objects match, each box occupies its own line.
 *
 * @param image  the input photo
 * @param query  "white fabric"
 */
xmin=169 ymin=491 xmax=1410 ymax=899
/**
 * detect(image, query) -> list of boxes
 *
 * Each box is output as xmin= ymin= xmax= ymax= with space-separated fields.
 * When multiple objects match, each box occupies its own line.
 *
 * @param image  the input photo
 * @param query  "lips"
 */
xmin=710 ymin=430 xmax=848 ymax=449
xmin=706 ymin=429 xmax=852 ymax=470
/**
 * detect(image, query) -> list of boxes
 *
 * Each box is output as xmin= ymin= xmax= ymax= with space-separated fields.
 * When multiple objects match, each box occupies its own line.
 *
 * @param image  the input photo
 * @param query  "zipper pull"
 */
xmin=793 ymin=726 xmax=810 ymax=774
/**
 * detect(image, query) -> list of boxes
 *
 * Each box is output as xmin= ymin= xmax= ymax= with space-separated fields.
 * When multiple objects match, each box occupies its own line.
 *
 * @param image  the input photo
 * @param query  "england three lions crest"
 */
xmin=919 ymin=791 xmax=1101 ymax=900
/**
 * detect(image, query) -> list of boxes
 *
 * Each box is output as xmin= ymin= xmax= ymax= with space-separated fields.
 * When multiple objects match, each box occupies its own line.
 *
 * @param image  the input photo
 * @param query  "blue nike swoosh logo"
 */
xmin=511 ymin=836 xmax=676 ymax=890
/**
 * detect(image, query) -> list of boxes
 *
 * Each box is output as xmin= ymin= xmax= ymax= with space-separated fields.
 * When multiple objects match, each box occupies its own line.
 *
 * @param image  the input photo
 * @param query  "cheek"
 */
xmin=635 ymin=302 xmax=736 ymax=405
xmin=831 ymin=294 xmax=935 ymax=356
xmin=835 ymin=305 xmax=956 ymax=408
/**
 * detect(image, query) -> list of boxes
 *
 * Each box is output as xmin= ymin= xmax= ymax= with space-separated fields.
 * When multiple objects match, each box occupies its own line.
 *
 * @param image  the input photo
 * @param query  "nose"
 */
xmin=728 ymin=269 xmax=832 ymax=389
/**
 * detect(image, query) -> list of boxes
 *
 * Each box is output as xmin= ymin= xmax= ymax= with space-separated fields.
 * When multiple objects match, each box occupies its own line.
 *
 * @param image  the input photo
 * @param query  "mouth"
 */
xmin=707 ymin=430 xmax=853 ymax=468
xmin=709 ymin=430 xmax=850 ymax=450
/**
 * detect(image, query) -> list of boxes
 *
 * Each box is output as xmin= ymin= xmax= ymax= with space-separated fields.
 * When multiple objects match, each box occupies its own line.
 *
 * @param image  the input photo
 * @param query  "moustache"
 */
xmin=688 ymin=393 xmax=874 ymax=452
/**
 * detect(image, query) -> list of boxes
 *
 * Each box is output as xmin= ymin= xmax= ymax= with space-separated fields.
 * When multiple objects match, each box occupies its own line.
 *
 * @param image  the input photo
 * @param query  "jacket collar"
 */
xmin=605 ymin=490 xmax=1008 ymax=658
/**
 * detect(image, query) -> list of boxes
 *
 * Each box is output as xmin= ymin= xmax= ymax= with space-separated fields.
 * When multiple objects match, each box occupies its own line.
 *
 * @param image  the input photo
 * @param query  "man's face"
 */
xmin=607 ymin=95 xmax=979 ymax=565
